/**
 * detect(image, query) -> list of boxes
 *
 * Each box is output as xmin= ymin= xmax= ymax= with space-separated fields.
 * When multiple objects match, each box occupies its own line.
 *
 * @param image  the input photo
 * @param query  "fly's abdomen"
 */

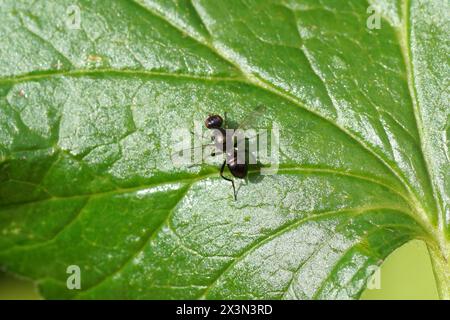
xmin=227 ymin=156 xmax=248 ymax=179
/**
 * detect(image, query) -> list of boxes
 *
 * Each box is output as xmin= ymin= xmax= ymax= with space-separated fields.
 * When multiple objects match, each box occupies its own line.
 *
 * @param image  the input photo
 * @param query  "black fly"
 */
xmin=172 ymin=106 xmax=265 ymax=200
xmin=204 ymin=106 xmax=266 ymax=200
xmin=205 ymin=113 xmax=248 ymax=200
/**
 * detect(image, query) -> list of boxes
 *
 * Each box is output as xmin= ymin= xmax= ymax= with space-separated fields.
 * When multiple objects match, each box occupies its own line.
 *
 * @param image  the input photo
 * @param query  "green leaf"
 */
xmin=0 ymin=0 xmax=448 ymax=299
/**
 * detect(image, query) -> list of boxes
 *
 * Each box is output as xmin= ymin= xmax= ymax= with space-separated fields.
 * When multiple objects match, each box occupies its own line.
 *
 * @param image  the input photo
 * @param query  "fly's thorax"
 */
xmin=210 ymin=127 xmax=226 ymax=152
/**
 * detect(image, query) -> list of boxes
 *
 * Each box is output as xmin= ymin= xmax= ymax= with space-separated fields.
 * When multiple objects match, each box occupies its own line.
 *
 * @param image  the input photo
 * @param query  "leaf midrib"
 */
xmin=1 ymin=165 xmax=410 ymax=211
xmin=395 ymin=0 xmax=442 ymax=232
xmin=1 ymin=164 xmax=412 ymax=268
xmin=0 ymin=68 xmax=244 ymax=86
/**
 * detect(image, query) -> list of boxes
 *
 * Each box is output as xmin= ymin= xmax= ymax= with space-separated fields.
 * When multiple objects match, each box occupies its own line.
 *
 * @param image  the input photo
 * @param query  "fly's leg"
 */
xmin=220 ymin=160 xmax=236 ymax=200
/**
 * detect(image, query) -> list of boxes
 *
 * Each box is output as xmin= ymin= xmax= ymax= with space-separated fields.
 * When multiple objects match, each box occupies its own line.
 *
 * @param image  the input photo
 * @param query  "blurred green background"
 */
xmin=360 ymin=240 xmax=438 ymax=300
xmin=0 ymin=240 xmax=438 ymax=300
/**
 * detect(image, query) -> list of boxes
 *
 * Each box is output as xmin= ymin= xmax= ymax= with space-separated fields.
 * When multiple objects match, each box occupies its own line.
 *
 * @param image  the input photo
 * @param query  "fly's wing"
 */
xmin=231 ymin=105 xmax=267 ymax=147
xmin=231 ymin=105 xmax=268 ymax=164
xmin=234 ymin=105 xmax=267 ymax=132
xmin=170 ymin=132 xmax=225 ymax=166
xmin=172 ymin=106 xmax=267 ymax=165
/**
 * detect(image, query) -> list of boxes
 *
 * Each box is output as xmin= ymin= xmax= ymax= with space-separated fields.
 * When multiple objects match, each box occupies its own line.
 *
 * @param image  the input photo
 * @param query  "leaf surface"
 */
xmin=0 ymin=0 xmax=448 ymax=299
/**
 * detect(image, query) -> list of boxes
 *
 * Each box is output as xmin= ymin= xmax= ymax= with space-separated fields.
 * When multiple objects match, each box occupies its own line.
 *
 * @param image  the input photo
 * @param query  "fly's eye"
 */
xmin=214 ymin=115 xmax=223 ymax=127
xmin=205 ymin=115 xmax=223 ymax=129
